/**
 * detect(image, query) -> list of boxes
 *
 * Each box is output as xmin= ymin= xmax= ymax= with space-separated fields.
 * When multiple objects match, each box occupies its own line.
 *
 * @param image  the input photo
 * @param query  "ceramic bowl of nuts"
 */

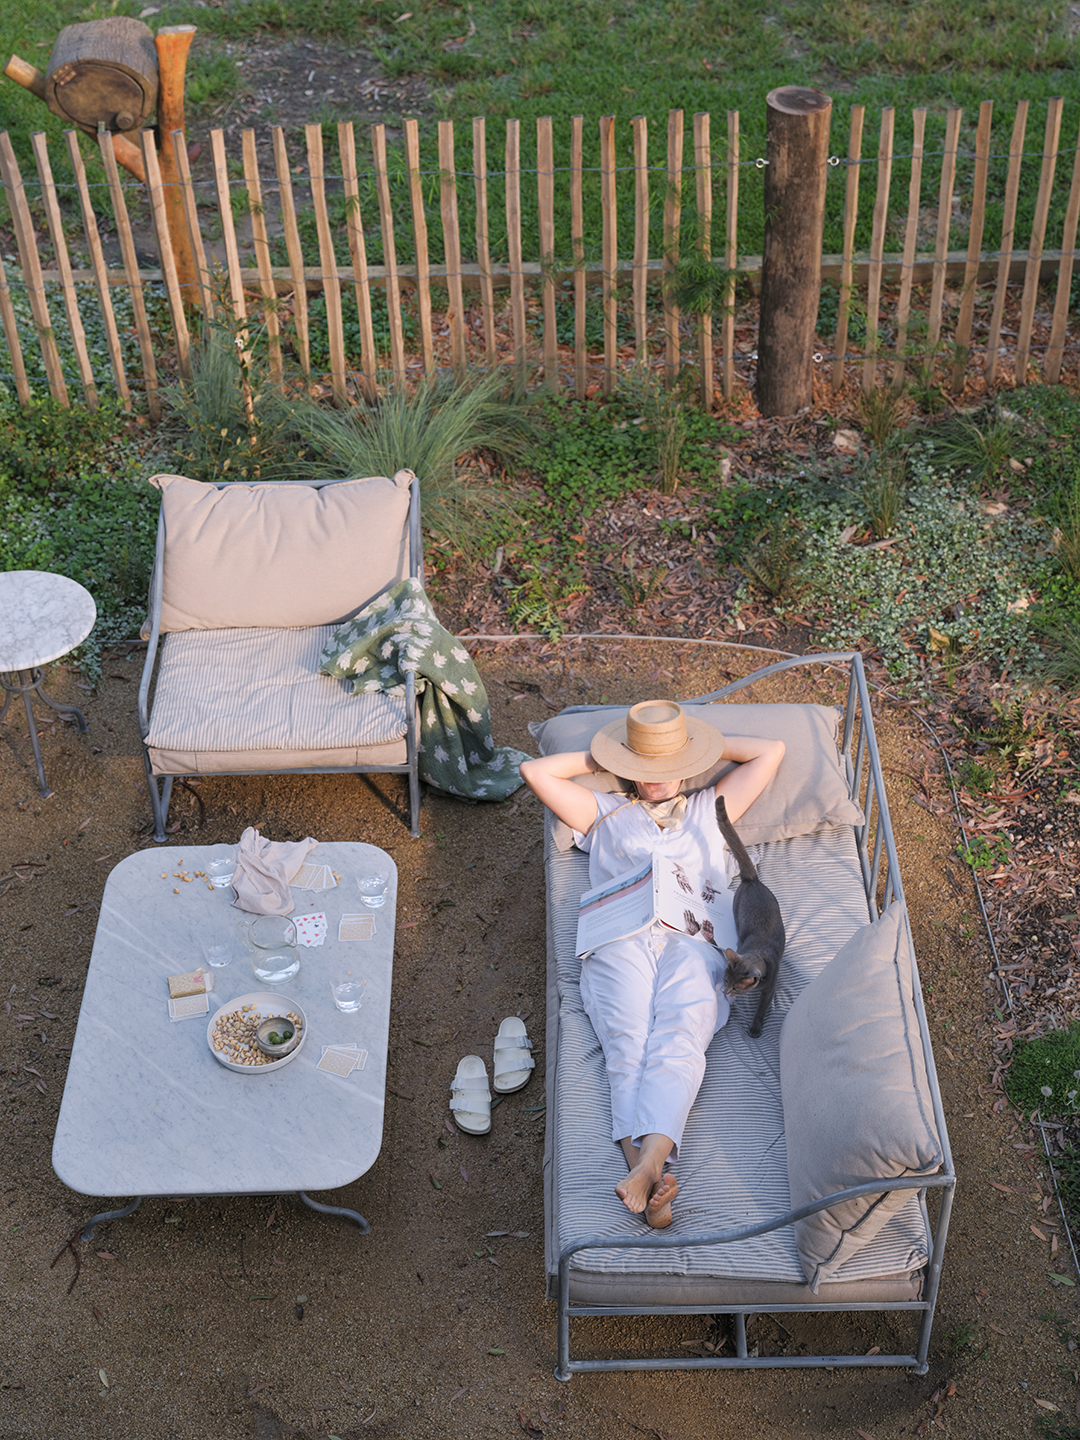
xmin=206 ymin=992 xmax=308 ymax=1074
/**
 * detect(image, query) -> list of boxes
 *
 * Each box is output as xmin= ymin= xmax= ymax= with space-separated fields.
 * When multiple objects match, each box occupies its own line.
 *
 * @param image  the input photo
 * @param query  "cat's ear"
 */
xmin=725 ymin=947 xmax=739 ymax=964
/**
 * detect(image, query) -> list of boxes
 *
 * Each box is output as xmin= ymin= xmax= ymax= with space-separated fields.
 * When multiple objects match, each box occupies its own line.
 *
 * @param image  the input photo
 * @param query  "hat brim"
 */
xmin=590 ymin=713 xmax=726 ymax=783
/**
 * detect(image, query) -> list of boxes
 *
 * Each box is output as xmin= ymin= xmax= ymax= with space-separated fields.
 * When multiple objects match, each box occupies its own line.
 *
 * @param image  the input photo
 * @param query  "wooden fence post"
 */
xmin=472 ymin=117 xmax=497 ymax=368
xmin=572 ymin=114 xmax=587 ymax=397
xmin=862 ymin=107 xmax=894 ymax=394
xmin=600 ymin=114 xmax=617 ymax=397
xmin=693 ymin=111 xmax=713 ymax=407
xmin=663 ymin=109 xmax=683 ymax=387
xmin=952 ymin=100 xmax=993 ymax=394
xmin=756 ymin=86 xmax=832 ymax=416
xmin=723 ymin=109 xmax=740 ymax=402
xmin=30 ymin=131 xmax=98 ymax=406
xmin=831 ymin=104 xmax=863 ymax=392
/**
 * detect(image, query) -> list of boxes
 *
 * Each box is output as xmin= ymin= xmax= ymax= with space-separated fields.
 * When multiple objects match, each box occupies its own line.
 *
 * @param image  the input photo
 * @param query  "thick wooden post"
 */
xmin=756 ymin=86 xmax=831 ymax=416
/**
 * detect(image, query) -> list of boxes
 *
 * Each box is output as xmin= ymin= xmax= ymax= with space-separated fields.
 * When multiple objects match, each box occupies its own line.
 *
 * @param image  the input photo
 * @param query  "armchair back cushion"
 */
xmin=148 ymin=472 xmax=414 ymax=632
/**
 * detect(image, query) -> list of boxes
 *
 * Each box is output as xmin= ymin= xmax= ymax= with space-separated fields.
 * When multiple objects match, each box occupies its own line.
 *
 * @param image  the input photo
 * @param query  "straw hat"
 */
xmin=590 ymin=701 xmax=725 ymax=783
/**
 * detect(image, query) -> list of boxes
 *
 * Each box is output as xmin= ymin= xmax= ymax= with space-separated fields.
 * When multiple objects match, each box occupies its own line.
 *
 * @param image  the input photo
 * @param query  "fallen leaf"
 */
xmin=1034 ymin=1399 xmax=1060 ymax=1412
xmin=449 ymin=1386 xmax=468 ymax=1403
xmin=488 ymin=1347 xmax=505 ymax=1355
xmin=858 ymin=1431 xmax=876 ymax=1440
xmin=428 ymin=1171 xmax=442 ymax=1190
xmin=247 ymin=1383 xmax=272 ymax=1397
xmin=486 ymin=1231 xmax=509 ymax=1238
xmin=518 ymin=1411 xmax=544 ymax=1438
xmin=96 ymin=1252 xmax=117 ymax=1261
xmin=1050 ymin=1272 xmax=1076 ymax=1286
xmin=248 ymin=1293 xmax=275 ymax=1300
xmin=78 ymin=819 xmax=90 ymax=830
xmin=92 ymin=1306 xmax=104 ymax=1325
xmin=459 ymin=1166 xmax=468 ymax=1181
xmin=1032 ymin=1224 xmax=1049 ymax=1241
xmin=98 ymin=1369 xmax=108 ymax=1387
xmin=989 ymin=1322 xmax=1007 ymax=1335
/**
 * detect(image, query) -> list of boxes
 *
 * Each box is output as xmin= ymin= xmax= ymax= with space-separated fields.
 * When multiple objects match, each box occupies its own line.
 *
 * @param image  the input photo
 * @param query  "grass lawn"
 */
xmin=2 ymin=1 xmax=1080 ymax=263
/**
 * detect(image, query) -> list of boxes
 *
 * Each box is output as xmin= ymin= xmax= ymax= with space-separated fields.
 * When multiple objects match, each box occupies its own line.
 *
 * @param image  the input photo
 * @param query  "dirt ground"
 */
xmin=0 ymin=635 xmax=1077 ymax=1440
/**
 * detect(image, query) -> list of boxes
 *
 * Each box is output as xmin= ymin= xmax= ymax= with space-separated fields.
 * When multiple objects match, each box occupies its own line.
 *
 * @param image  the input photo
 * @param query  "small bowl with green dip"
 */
xmin=255 ymin=1015 xmax=300 ymax=1058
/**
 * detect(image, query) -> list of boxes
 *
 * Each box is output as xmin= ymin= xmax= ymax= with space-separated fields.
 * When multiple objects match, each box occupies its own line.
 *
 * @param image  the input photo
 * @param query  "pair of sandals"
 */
xmin=450 ymin=1017 xmax=534 ymax=1135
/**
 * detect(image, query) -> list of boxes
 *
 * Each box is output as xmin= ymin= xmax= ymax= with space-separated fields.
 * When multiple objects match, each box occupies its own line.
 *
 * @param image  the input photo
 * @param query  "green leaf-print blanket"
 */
xmin=319 ymin=577 xmax=529 ymax=802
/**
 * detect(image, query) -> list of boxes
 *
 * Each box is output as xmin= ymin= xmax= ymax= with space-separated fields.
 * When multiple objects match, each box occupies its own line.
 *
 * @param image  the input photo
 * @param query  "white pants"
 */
xmin=579 ymin=926 xmax=730 ymax=1156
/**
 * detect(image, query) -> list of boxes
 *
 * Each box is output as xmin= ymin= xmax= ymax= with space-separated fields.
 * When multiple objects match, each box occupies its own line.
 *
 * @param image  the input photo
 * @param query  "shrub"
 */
xmin=0 ymin=397 xmax=126 ymax=494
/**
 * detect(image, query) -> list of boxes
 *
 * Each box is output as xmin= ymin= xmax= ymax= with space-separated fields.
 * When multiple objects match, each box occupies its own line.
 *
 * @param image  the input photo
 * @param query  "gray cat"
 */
xmin=714 ymin=794 xmax=786 ymax=1039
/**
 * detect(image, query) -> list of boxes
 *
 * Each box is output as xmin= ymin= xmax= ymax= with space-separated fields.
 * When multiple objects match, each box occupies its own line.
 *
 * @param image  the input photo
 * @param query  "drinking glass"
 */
xmin=330 ymin=969 xmax=365 ymax=1013
xmin=202 ymin=940 xmax=232 ymax=968
xmin=357 ymin=872 xmax=389 ymax=908
xmin=206 ymin=852 xmax=237 ymax=889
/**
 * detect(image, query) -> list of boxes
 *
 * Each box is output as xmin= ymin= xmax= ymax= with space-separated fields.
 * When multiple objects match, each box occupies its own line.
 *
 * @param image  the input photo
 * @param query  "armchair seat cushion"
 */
xmin=145 ymin=626 xmax=408 ymax=776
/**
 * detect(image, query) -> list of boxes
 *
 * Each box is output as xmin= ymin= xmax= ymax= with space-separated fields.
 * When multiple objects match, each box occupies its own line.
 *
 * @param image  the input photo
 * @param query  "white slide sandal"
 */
xmin=450 ymin=1055 xmax=492 ymax=1134
xmin=493 ymin=1017 xmax=535 ymax=1094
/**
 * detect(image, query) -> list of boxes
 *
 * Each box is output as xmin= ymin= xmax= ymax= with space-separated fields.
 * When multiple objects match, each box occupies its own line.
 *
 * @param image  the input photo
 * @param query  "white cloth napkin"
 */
xmin=231 ymin=828 xmax=319 ymax=915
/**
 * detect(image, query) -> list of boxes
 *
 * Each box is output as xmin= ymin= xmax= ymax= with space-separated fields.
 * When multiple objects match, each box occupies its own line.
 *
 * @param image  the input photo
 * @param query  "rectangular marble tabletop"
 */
xmin=53 ymin=842 xmax=395 ymax=1199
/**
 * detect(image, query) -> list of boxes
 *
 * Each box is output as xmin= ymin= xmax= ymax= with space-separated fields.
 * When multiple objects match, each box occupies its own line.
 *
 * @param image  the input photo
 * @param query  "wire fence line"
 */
xmin=1 ymin=96 xmax=1080 ymax=410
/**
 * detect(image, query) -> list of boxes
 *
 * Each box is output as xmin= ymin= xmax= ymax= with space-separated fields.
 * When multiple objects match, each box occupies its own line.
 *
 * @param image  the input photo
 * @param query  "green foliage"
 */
xmin=669 ymin=255 xmax=737 ymax=318
xmin=816 ymin=283 xmax=867 ymax=343
xmin=502 ymin=561 xmax=584 ymax=640
xmin=0 ymin=396 xmax=125 ymax=494
xmin=857 ymin=387 xmax=907 ymax=448
xmin=608 ymin=540 xmax=667 ymax=608
xmin=930 ymin=412 xmax=1020 ymax=488
xmin=945 ymin=1321 xmax=980 ymax=1358
xmin=956 ymin=834 xmax=1011 ymax=872
xmin=957 ymin=756 xmax=995 ymax=795
xmin=1037 ymin=622 xmax=1080 ymax=695
xmin=306 ymin=293 xmax=421 ymax=371
xmin=185 ymin=51 xmax=241 ymax=108
xmin=1005 ymin=1024 xmax=1080 ymax=1116
xmin=278 ymin=371 xmax=534 ymax=554
xmin=851 ymin=444 xmax=907 ymax=539
xmin=737 ymin=512 xmax=805 ymax=599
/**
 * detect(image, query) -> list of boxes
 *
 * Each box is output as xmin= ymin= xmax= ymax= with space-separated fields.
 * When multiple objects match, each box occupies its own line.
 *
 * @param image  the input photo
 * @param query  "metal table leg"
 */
xmin=81 ymin=1196 xmax=144 ymax=1242
xmin=1 ymin=667 xmax=89 ymax=799
xmin=298 ymin=1191 xmax=371 ymax=1233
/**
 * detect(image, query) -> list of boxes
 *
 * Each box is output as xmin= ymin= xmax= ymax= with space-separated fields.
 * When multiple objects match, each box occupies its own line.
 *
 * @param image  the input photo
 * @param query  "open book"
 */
xmin=575 ymin=853 xmax=738 ymax=959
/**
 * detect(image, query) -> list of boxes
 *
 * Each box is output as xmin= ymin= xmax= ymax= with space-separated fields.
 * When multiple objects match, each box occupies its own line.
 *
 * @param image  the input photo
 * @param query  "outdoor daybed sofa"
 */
xmin=138 ymin=471 xmax=423 ymax=841
xmin=533 ymin=652 xmax=955 ymax=1379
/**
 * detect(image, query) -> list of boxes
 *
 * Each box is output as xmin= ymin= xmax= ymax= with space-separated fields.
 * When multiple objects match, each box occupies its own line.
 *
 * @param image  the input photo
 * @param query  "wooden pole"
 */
xmin=756 ymin=86 xmax=832 ymax=416
xmin=831 ymin=104 xmax=863 ymax=392
xmin=472 ymin=117 xmax=497 ymax=368
xmin=438 ymin=119 xmax=467 ymax=375
xmin=723 ymin=109 xmax=739 ymax=402
xmin=153 ymin=25 xmax=198 ymax=306
xmin=97 ymin=125 xmax=158 ymax=418
xmin=506 ymin=119 xmax=527 ymax=393
xmin=1046 ymin=114 xmax=1080 ymax=385
xmin=986 ymin=100 xmax=1028 ymax=386
xmin=600 ymin=114 xmax=618 ymax=397
xmin=404 ymin=118 xmax=435 ymax=377
xmin=173 ymin=129 xmax=214 ymax=319
xmin=30 ymin=131 xmax=97 ymax=406
xmin=65 ymin=129 xmax=130 ymax=408
xmin=892 ymin=108 xmax=926 ymax=392
xmin=663 ymin=109 xmax=683 ymax=386
xmin=1016 ymin=96 xmax=1063 ymax=385
xmin=632 ymin=115 xmax=649 ymax=371
xmin=372 ymin=123 xmax=406 ymax=385
xmin=537 ymin=116 xmax=558 ymax=391
xmin=0 ymin=132 xmax=68 ymax=405
xmin=952 ymin=100 xmax=992 ymax=393
xmin=209 ymin=128 xmax=247 ymax=324
xmin=339 ymin=121 xmax=378 ymax=397
xmin=140 ymin=127 xmax=191 ymax=381
xmin=862 ymin=107 xmax=894 ymax=394
xmin=572 ymin=114 xmax=587 ymax=397
xmin=272 ymin=126 xmax=310 ymax=384
xmin=242 ymin=128 xmax=282 ymax=384
xmin=694 ymin=111 xmax=713 ymax=407
xmin=306 ymin=122 xmax=347 ymax=403
xmin=0 ymin=247 xmax=30 ymax=405
xmin=928 ymin=107 xmax=962 ymax=349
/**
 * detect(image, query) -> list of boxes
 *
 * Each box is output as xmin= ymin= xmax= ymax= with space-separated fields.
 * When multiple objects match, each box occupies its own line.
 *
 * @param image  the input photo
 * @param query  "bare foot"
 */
xmin=646 ymin=1172 xmax=678 ymax=1229
xmin=615 ymin=1157 xmax=661 ymax=1215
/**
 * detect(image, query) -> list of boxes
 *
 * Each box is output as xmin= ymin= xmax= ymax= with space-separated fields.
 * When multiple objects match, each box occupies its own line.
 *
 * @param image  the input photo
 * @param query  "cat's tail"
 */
xmin=715 ymin=793 xmax=757 ymax=882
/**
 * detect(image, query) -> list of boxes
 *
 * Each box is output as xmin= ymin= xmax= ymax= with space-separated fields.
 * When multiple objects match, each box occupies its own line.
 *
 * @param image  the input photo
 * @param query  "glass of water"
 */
xmin=206 ymin=851 xmax=237 ymax=889
xmin=357 ymin=872 xmax=389 ymax=908
xmin=331 ymin=968 xmax=365 ymax=1013
xmin=202 ymin=940 xmax=232 ymax=968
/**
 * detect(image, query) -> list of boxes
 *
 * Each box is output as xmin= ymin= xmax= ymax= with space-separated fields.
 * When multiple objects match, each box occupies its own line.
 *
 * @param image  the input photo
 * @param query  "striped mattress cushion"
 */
xmin=146 ymin=626 xmax=408 ymax=753
xmin=547 ymin=823 xmax=931 ymax=1285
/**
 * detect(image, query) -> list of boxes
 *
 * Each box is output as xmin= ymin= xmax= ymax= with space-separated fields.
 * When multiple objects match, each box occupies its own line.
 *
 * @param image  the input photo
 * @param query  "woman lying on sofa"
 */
xmin=520 ymin=701 xmax=784 ymax=1228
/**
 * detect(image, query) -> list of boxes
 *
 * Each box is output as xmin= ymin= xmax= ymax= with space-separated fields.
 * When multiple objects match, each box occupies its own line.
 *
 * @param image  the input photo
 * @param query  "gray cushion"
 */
xmin=780 ymin=902 xmax=943 ymax=1293
xmin=530 ymin=702 xmax=863 ymax=848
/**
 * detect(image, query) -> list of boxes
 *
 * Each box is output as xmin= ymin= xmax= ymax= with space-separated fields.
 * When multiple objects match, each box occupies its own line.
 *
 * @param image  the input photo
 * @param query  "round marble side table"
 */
xmin=0 ymin=570 xmax=96 ymax=798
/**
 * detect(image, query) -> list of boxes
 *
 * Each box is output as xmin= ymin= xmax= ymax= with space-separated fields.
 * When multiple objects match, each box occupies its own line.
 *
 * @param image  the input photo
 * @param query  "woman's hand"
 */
xmin=519 ymin=751 xmax=601 ymax=834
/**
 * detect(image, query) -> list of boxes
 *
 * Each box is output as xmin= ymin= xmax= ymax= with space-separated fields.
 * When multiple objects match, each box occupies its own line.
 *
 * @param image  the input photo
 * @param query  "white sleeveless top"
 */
xmin=572 ymin=786 xmax=729 ymax=890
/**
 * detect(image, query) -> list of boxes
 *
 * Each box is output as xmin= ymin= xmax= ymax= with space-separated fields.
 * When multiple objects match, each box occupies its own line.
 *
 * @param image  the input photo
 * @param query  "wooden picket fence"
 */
xmin=2 ymin=96 xmax=1080 ymax=413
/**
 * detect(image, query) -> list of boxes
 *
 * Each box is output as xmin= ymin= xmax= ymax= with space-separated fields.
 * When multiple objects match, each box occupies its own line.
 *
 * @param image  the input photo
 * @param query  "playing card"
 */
xmin=319 ymin=1044 xmax=368 ymax=1074
xmin=294 ymin=912 xmax=328 ymax=947
xmin=317 ymin=1047 xmax=358 ymax=1077
xmin=309 ymin=864 xmax=337 ymax=893
xmin=168 ymin=992 xmax=210 ymax=1021
xmin=338 ymin=914 xmax=376 ymax=942
xmin=290 ymin=862 xmax=320 ymax=890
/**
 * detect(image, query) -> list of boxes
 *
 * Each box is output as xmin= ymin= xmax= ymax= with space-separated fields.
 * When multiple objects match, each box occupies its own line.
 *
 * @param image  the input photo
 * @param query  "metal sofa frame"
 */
xmin=137 ymin=476 xmax=423 ymax=842
xmin=552 ymin=651 xmax=956 ymax=1380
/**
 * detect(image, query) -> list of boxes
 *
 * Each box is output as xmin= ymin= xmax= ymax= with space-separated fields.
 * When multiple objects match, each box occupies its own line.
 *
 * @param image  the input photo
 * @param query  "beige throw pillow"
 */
xmin=530 ymin=701 xmax=863 ymax=848
xmin=779 ymin=902 xmax=943 ymax=1292
xmin=149 ymin=472 xmax=414 ymax=632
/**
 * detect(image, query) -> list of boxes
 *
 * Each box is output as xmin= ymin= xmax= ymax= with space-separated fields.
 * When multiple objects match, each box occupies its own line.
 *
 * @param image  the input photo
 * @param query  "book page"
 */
xmin=655 ymin=856 xmax=738 ymax=953
xmin=575 ymin=859 xmax=657 ymax=957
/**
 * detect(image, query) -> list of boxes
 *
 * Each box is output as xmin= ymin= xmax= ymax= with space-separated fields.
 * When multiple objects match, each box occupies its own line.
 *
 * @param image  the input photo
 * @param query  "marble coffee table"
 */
xmin=0 ymin=569 xmax=96 ymax=798
xmin=52 ymin=842 xmax=396 ymax=1240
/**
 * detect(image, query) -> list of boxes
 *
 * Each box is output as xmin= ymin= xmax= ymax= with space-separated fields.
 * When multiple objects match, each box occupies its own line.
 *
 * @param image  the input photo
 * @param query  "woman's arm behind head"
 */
xmin=519 ymin=751 xmax=601 ymax=835
xmin=713 ymin=736 xmax=785 ymax=824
